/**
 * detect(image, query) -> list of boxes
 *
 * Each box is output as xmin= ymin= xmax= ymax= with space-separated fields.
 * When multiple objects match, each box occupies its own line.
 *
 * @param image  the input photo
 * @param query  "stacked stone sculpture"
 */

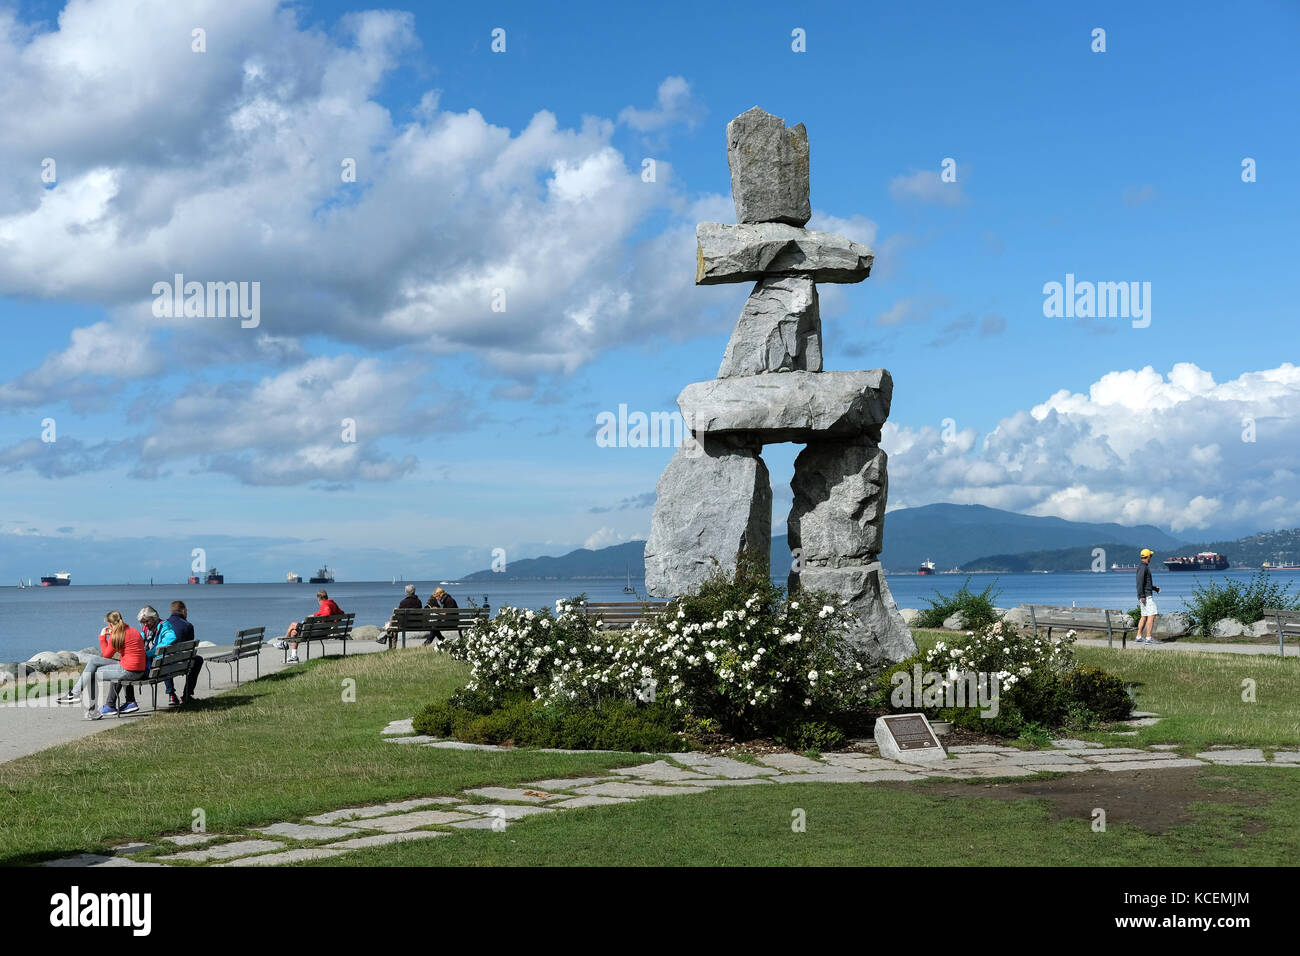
xmin=644 ymin=106 xmax=915 ymax=664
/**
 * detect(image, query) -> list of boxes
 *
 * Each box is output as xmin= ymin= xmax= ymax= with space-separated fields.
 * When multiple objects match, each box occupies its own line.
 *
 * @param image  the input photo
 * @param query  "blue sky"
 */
xmin=1 ymin=0 xmax=1297 ymax=583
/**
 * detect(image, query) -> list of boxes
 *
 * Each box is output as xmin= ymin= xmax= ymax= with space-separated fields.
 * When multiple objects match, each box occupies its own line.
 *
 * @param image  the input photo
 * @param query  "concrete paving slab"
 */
xmin=381 ymin=718 xmax=415 ymax=735
xmin=1196 ymin=749 xmax=1266 ymax=764
xmin=572 ymin=781 xmax=711 ymax=798
xmin=454 ymin=804 xmax=554 ymax=820
xmin=156 ymin=839 xmax=285 ymax=862
xmin=754 ymin=753 xmax=828 ymax=772
xmin=551 ymin=795 xmax=638 ymax=809
xmin=328 ymin=831 xmax=450 ymax=850
xmin=218 ymin=848 xmax=344 ymax=866
xmin=307 ymin=797 xmax=458 ymax=824
xmin=520 ymin=777 xmax=616 ymax=791
xmin=41 ymin=854 xmax=168 ymax=867
xmin=338 ymin=810 xmax=475 ymax=832
xmin=253 ymin=822 xmax=357 ymax=841
xmin=463 ymin=786 xmax=567 ymax=803
xmin=1099 ymin=759 xmax=1208 ymax=772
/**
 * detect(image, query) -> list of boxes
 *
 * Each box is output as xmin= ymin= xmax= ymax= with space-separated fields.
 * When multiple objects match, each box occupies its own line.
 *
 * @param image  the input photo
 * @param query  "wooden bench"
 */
xmin=583 ymin=601 xmax=670 ymax=629
xmin=288 ymin=613 xmax=356 ymax=662
xmin=1026 ymin=605 xmax=1137 ymax=648
xmin=383 ymin=606 xmax=489 ymax=649
xmin=1262 ymin=608 xmax=1300 ymax=657
xmin=116 ymin=640 xmax=199 ymax=710
xmin=205 ymin=627 xmax=266 ymax=688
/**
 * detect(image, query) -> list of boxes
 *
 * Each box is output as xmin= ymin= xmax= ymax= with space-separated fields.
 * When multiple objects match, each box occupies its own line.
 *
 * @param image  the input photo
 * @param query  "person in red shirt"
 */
xmin=275 ymin=590 xmax=345 ymax=663
xmin=57 ymin=610 xmax=147 ymax=718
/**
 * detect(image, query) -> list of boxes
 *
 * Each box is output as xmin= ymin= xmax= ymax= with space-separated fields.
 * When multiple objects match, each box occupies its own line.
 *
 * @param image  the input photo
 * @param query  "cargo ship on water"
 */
xmin=309 ymin=565 xmax=335 ymax=584
xmin=917 ymin=559 xmax=936 ymax=576
xmin=40 ymin=572 xmax=71 ymax=587
xmin=206 ymin=568 xmax=224 ymax=584
xmin=286 ymin=572 xmax=302 ymax=583
xmin=1164 ymin=552 xmax=1230 ymax=571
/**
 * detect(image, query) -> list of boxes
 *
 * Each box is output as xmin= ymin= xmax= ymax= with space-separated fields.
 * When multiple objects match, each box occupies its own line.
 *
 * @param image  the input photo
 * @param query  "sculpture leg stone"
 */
xmin=788 ymin=438 xmax=886 ymax=566
xmin=644 ymin=438 xmax=772 ymax=598
xmin=791 ymin=563 xmax=916 ymax=663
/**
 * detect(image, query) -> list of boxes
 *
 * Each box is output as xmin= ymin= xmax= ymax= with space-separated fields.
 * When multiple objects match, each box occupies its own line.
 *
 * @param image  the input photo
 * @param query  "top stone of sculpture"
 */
xmin=727 ymin=106 xmax=811 ymax=226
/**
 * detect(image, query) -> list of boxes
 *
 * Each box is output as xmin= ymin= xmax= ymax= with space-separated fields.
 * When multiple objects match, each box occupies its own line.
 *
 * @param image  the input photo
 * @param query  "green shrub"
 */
xmin=413 ymin=695 xmax=685 ymax=752
xmin=1184 ymin=570 xmax=1300 ymax=636
xmin=1063 ymin=665 xmax=1134 ymax=722
xmin=914 ymin=577 xmax=1003 ymax=630
xmin=781 ymin=720 xmax=847 ymax=752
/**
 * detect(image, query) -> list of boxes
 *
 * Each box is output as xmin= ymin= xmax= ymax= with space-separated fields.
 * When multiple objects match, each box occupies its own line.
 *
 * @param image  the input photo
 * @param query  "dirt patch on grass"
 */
xmin=896 ymin=767 xmax=1273 ymax=834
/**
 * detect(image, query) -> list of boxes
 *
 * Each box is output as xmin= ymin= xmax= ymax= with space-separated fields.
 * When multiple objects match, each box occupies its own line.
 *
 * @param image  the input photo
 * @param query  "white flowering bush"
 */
xmin=878 ymin=620 xmax=1131 ymax=735
xmin=438 ymin=556 xmax=880 ymax=745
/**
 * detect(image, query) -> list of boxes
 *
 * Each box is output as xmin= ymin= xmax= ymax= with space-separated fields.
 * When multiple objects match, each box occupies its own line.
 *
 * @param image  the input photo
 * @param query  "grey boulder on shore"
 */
xmin=696 ymin=222 xmax=873 ymax=286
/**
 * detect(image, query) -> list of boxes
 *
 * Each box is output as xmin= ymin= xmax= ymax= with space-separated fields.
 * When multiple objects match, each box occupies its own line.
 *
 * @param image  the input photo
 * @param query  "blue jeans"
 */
xmin=164 ymin=656 xmax=204 ymax=699
xmin=72 ymin=657 xmax=144 ymax=709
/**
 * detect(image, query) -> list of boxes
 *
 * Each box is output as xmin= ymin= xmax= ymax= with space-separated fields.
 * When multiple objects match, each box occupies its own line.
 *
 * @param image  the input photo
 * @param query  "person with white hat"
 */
xmin=1135 ymin=549 xmax=1161 ymax=645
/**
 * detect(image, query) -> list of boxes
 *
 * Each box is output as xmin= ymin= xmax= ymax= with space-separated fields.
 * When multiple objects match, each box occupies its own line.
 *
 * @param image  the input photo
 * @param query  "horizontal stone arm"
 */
xmin=696 ymin=222 xmax=873 ymax=285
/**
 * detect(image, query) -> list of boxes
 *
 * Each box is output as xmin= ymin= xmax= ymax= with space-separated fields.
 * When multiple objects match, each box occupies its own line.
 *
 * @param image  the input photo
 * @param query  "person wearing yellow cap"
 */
xmin=1135 ymin=549 xmax=1161 ymax=645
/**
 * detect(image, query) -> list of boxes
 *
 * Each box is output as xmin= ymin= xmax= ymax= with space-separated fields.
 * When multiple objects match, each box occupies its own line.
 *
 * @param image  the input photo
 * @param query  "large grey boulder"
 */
xmin=645 ymin=439 xmax=772 ymax=597
xmin=1246 ymin=618 xmax=1276 ymax=638
xmin=899 ymin=608 xmax=921 ymax=625
xmin=696 ymin=222 xmax=872 ymax=285
xmin=718 ymin=278 xmax=822 ymax=378
xmin=941 ymin=613 xmax=966 ymax=631
xmin=26 ymin=651 xmax=63 ymax=673
xmin=1002 ymin=606 xmax=1032 ymax=628
xmin=1 ymin=661 xmax=35 ymax=680
xmin=792 ymin=563 xmax=916 ymax=663
xmin=788 ymin=439 xmax=886 ymax=566
xmin=1212 ymin=618 xmax=1246 ymax=639
xmin=1154 ymin=611 xmax=1191 ymax=637
xmin=679 ymin=370 xmax=891 ymax=444
xmin=726 ymin=106 xmax=811 ymax=226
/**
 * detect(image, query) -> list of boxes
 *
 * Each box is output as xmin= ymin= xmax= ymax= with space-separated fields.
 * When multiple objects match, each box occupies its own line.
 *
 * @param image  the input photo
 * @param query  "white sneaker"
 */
xmin=274 ymin=640 xmax=289 ymax=650
xmin=286 ymin=655 xmax=299 ymax=664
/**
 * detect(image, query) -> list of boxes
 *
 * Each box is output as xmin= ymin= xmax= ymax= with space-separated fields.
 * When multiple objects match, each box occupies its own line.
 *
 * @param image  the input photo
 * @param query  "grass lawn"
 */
xmin=300 ymin=765 xmax=1300 ymax=866
xmin=5 ymin=631 xmax=1299 ymax=866
xmin=0 ymin=649 xmax=653 ymax=865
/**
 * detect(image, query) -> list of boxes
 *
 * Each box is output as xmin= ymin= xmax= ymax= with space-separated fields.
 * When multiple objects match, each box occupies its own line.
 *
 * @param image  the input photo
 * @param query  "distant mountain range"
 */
xmin=460 ymin=504 xmax=1193 ymax=579
xmin=960 ymin=527 xmax=1300 ymax=572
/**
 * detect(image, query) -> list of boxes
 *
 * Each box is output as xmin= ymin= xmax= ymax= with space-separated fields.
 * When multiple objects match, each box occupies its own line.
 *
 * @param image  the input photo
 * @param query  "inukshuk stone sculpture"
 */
xmin=644 ymin=106 xmax=915 ymax=664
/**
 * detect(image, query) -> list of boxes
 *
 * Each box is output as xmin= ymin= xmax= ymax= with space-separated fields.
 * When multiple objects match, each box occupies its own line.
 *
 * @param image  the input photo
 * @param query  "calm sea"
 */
xmin=2 ymin=569 xmax=1297 ymax=663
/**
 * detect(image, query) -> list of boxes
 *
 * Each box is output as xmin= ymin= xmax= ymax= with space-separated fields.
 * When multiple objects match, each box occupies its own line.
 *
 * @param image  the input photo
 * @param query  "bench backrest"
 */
xmin=584 ymin=601 xmax=670 ymax=627
xmin=299 ymin=613 xmax=355 ymax=640
xmin=390 ymin=606 xmax=487 ymax=629
xmin=1026 ymin=605 xmax=1128 ymax=627
xmin=232 ymin=627 xmax=265 ymax=657
xmin=1263 ymin=608 xmax=1300 ymax=633
xmin=149 ymin=640 xmax=198 ymax=680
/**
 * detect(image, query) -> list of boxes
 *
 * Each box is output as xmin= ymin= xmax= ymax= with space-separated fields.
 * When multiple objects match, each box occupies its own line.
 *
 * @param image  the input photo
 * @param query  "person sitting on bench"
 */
xmin=275 ymin=590 xmax=344 ymax=663
xmin=148 ymin=601 xmax=204 ymax=706
xmin=379 ymin=585 xmax=422 ymax=649
xmin=423 ymin=587 xmax=457 ymax=646
xmin=57 ymin=611 xmax=147 ymax=719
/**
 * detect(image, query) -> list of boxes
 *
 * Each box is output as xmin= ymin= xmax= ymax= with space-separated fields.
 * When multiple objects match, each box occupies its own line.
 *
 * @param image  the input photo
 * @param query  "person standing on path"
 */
xmin=1136 ymin=548 xmax=1161 ymax=645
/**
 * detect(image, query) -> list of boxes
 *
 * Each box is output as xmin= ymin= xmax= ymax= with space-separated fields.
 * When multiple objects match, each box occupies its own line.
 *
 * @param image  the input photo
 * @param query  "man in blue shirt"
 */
xmin=150 ymin=600 xmax=204 ymax=705
xmin=1135 ymin=549 xmax=1161 ymax=645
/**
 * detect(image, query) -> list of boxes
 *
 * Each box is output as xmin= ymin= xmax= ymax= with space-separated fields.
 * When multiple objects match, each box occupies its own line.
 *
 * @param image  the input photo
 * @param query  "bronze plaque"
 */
xmin=883 ymin=714 xmax=938 ymax=750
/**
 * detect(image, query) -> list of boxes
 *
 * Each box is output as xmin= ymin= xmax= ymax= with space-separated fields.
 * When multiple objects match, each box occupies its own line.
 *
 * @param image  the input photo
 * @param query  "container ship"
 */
xmin=1163 ymin=552 xmax=1230 ymax=572
xmin=206 ymin=568 xmax=224 ymax=584
xmin=1262 ymin=555 xmax=1300 ymax=571
xmin=40 ymin=572 xmax=71 ymax=587
xmin=917 ymin=559 xmax=936 ymax=576
xmin=309 ymin=565 xmax=335 ymax=584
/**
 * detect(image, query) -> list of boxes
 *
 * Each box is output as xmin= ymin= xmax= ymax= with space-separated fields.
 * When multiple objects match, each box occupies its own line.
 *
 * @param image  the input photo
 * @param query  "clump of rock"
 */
xmin=646 ymin=106 xmax=914 ymax=664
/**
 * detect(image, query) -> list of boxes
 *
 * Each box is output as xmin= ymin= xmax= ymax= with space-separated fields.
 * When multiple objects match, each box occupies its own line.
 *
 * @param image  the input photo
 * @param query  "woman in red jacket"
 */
xmin=56 ymin=611 xmax=148 ymax=719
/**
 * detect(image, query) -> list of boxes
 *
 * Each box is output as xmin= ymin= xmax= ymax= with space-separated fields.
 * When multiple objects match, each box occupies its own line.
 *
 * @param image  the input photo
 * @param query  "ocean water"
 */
xmin=2 ymin=569 xmax=1296 ymax=663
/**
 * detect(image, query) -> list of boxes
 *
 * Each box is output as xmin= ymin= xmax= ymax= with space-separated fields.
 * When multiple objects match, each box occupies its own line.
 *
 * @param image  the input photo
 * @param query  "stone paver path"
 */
xmin=40 ymin=719 xmax=1300 ymax=868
